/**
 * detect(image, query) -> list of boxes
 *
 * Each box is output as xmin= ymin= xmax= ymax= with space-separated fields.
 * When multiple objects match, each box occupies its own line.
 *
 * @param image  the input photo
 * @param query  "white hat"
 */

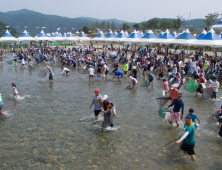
xmin=132 ymin=66 xmax=136 ymax=69
xmin=102 ymin=95 xmax=108 ymax=100
xmin=171 ymin=84 xmax=179 ymax=89
xmin=129 ymin=76 xmax=133 ymax=79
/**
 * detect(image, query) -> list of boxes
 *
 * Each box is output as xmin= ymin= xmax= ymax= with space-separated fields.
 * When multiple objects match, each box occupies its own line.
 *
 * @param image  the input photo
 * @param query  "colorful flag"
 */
xmin=72 ymin=28 xmax=75 ymax=30
xmin=24 ymin=26 xmax=27 ymax=28
xmin=42 ymin=27 xmax=46 ymax=29
xmin=6 ymin=26 xmax=10 ymax=28
xmin=64 ymin=28 xmax=66 ymax=29
xmin=35 ymin=27 xmax=39 ymax=28
xmin=57 ymin=28 xmax=60 ymax=30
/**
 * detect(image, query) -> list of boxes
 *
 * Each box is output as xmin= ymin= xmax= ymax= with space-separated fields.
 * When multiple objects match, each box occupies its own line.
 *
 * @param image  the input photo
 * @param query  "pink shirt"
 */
xmin=164 ymin=81 xmax=169 ymax=90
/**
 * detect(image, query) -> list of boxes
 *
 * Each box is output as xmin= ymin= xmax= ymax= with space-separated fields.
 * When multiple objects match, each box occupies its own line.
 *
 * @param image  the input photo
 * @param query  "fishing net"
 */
xmin=202 ymin=88 xmax=212 ymax=100
xmin=159 ymin=107 xmax=167 ymax=118
xmin=6 ymin=61 xmax=13 ymax=65
xmin=186 ymin=79 xmax=199 ymax=92
xmin=38 ymin=70 xmax=47 ymax=78
xmin=102 ymin=110 xmax=115 ymax=129
xmin=163 ymin=136 xmax=183 ymax=153
xmin=207 ymin=110 xmax=222 ymax=124
xmin=156 ymin=97 xmax=171 ymax=107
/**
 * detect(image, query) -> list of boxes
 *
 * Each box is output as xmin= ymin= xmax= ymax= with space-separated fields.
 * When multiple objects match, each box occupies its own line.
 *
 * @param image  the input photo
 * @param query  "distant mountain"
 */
xmin=0 ymin=9 xmax=216 ymax=35
xmin=0 ymin=20 xmax=17 ymax=37
xmin=0 ymin=9 xmax=133 ymax=35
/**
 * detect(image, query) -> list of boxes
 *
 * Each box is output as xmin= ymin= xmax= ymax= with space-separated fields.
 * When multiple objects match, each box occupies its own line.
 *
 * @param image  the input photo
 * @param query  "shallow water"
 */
xmin=0 ymin=54 xmax=222 ymax=169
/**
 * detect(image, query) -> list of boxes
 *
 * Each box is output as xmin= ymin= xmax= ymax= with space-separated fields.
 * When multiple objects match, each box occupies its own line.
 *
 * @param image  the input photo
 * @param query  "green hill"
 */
xmin=0 ymin=9 xmax=132 ymax=35
xmin=0 ymin=20 xmax=17 ymax=37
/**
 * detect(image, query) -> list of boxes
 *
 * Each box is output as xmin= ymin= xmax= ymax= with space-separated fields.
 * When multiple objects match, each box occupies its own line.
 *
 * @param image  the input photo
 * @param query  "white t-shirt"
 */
xmin=103 ymin=65 xmax=109 ymax=71
xmin=88 ymin=67 xmax=95 ymax=75
xmin=212 ymin=81 xmax=219 ymax=92
xmin=173 ymin=67 xmax=177 ymax=75
xmin=194 ymin=66 xmax=200 ymax=73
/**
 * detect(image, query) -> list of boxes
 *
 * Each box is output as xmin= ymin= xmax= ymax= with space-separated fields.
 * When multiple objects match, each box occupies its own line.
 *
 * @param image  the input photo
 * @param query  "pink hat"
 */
xmin=95 ymin=89 xmax=100 ymax=93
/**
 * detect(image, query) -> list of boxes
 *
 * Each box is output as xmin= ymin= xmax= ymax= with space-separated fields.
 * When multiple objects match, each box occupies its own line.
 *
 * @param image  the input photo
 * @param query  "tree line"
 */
xmin=82 ymin=13 xmax=221 ymax=33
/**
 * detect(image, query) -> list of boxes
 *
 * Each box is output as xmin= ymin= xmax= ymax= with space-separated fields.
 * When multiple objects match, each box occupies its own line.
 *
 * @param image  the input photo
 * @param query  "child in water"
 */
xmin=10 ymin=83 xmax=18 ymax=99
xmin=184 ymin=108 xmax=201 ymax=129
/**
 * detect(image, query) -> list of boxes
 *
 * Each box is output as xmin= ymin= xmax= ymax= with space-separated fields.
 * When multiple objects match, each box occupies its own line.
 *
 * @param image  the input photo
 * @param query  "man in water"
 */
xmin=0 ymin=93 xmax=7 ymax=118
xmin=176 ymin=115 xmax=196 ymax=161
xmin=88 ymin=65 xmax=95 ymax=82
xmin=46 ymin=66 xmax=54 ymax=82
xmin=61 ymin=67 xmax=70 ymax=76
xmin=101 ymin=95 xmax=116 ymax=128
xmin=113 ymin=70 xmax=123 ymax=82
xmin=123 ymin=62 xmax=129 ymax=77
xmin=166 ymin=93 xmax=184 ymax=127
xmin=90 ymin=89 xmax=103 ymax=120
xmin=147 ymin=73 xmax=155 ymax=87
xmin=169 ymin=84 xmax=179 ymax=102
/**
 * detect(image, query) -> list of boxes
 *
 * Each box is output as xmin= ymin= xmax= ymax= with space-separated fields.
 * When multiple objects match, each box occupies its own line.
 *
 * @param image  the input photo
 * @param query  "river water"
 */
xmin=0 ymin=54 xmax=222 ymax=169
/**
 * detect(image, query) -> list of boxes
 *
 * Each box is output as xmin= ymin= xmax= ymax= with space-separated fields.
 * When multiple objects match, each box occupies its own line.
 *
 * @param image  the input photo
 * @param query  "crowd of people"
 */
xmin=0 ymin=43 xmax=222 ymax=162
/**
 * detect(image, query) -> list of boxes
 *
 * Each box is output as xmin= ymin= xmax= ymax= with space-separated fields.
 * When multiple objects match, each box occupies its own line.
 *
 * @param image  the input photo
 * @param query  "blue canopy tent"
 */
xmin=171 ymin=28 xmax=196 ymax=56
xmin=18 ymin=30 xmax=34 ymax=41
xmin=172 ymin=31 xmax=178 ymax=38
xmin=151 ymin=29 xmax=175 ymax=55
xmin=35 ymin=30 xmax=52 ymax=41
xmin=196 ymin=29 xmax=207 ymax=40
xmin=92 ymin=31 xmax=106 ymax=41
xmin=212 ymin=19 xmax=222 ymax=29
xmin=190 ymin=28 xmax=222 ymax=50
xmin=0 ymin=30 xmax=17 ymax=42
xmin=78 ymin=32 xmax=91 ymax=41
xmin=135 ymin=29 xmax=157 ymax=50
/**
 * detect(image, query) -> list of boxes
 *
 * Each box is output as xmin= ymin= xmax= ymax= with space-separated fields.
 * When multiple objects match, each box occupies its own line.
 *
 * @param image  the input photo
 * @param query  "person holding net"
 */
xmin=176 ymin=115 xmax=196 ymax=161
xmin=166 ymin=93 xmax=184 ymax=127
xmin=101 ymin=95 xmax=116 ymax=129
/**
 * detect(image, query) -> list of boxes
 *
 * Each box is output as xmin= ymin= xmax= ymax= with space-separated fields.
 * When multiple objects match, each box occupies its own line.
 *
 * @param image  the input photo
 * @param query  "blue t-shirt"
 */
xmin=185 ymin=124 xmax=195 ymax=145
xmin=187 ymin=113 xmax=197 ymax=123
xmin=168 ymin=99 xmax=184 ymax=115
xmin=149 ymin=74 xmax=154 ymax=81
xmin=115 ymin=71 xmax=123 ymax=77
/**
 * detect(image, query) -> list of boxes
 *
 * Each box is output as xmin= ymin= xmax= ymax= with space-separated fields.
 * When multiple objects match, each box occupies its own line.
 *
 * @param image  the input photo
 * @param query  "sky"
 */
xmin=0 ymin=0 xmax=222 ymax=22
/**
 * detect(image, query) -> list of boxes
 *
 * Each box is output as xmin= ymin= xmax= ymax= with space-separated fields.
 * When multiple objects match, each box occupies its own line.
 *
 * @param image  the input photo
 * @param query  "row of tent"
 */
xmin=1 ymin=28 xmax=222 ymax=47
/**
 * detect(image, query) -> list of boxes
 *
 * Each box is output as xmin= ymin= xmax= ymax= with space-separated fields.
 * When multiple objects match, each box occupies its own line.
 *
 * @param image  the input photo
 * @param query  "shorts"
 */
xmin=196 ymin=88 xmax=203 ymax=94
xmin=97 ymin=68 xmax=101 ymax=73
xmin=105 ymin=70 xmax=109 ymax=75
xmin=149 ymin=79 xmax=154 ymax=83
xmin=212 ymin=92 xmax=217 ymax=98
xmin=49 ymin=73 xmax=53 ymax=80
xmin=132 ymin=83 xmax=137 ymax=85
xmin=118 ymin=74 xmax=123 ymax=78
xmin=180 ymin=142 xmax=195 ymax=155
xmin=159 ymin=72 xmax=163 ymax=77
xmin=0 ymin=105 xmax=2 ymax=109
xmin=168 ymin=110 xmax=180 ymax=125
xmin=94 ymin=110 xmax=100 ymax=116
xmin=143 ymin=71 xmax=147 ymax=76
xmin=124 ymin=71 xmax=128 ymax=75
xmin=89 ymin=75 xmax=94 ymax=78
xmin=65 ymin=71 xmax=69 ymax=74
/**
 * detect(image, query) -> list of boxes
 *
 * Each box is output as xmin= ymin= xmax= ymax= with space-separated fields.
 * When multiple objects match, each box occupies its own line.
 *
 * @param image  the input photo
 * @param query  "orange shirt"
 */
xmin=170 ymin=88 xmax=179 ymax=102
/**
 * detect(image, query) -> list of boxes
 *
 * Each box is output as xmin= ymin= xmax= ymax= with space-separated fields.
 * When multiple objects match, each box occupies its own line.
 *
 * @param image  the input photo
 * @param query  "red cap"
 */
xmin=95 ymin=89 xmax=100 ymax=93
